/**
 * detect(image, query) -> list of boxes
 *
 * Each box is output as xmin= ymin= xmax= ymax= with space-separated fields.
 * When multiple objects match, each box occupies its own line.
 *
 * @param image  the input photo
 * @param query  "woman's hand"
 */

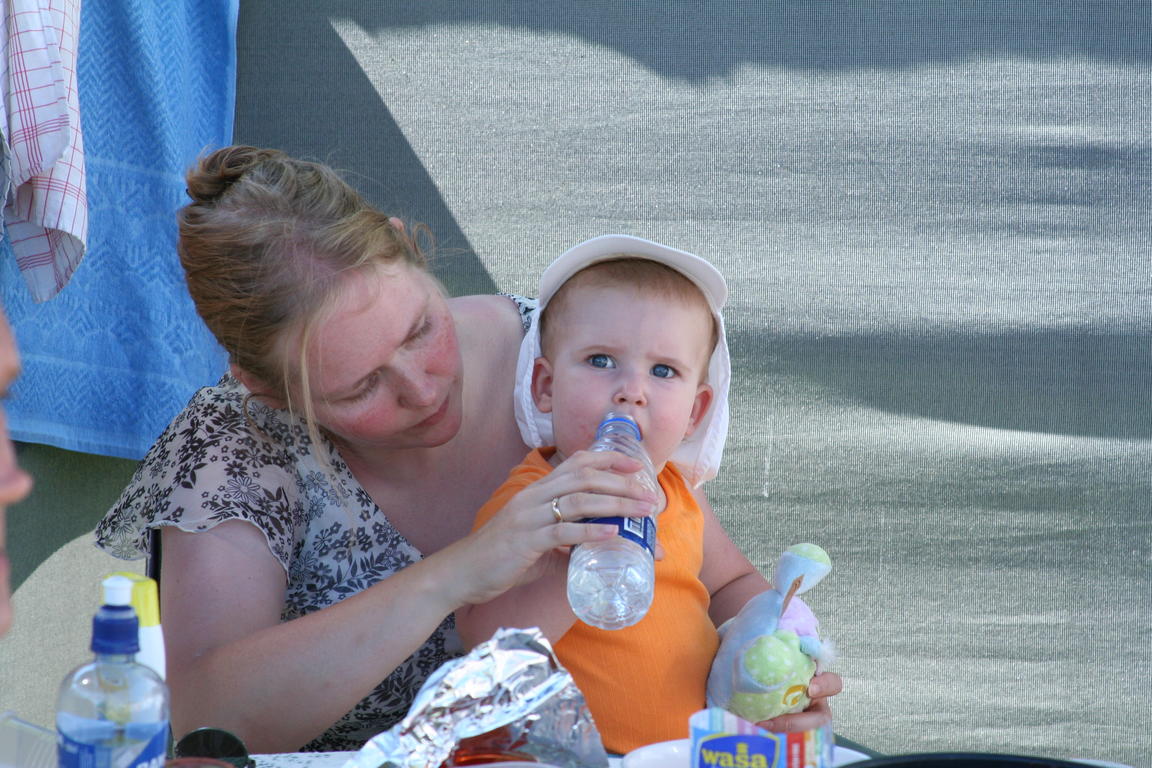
xmin=756 ymin=671 xmax=843 ymax=733
xmin=448 ymin=448 xmax=659 ymax=612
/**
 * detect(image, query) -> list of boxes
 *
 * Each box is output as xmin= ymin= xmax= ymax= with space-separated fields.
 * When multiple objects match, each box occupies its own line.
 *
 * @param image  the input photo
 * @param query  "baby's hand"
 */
xmin=756 ymin=671 xmax=842 ymax=733
xmin=706 ymin=543 xmax=833 ymax=725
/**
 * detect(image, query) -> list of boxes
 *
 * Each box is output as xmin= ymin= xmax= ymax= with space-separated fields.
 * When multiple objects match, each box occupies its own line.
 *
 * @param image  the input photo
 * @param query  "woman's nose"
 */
xmin=393 ymin=366 xmax=437 ymax=410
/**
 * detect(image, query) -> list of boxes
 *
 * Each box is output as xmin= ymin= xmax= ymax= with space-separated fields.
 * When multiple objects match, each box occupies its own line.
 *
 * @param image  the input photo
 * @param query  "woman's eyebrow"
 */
xmin=401 ymin=302 xmax=431 ymax=343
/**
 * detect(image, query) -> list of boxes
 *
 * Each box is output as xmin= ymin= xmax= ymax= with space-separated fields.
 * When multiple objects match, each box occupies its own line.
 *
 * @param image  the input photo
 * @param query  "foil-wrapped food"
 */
xmin=341 ymin=627 xmax=610 ymax=768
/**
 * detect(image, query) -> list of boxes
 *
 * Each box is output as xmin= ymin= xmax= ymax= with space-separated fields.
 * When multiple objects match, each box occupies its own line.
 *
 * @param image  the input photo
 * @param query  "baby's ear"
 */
xmin=530 ymin=356 xmax=555 ymax=413
xmin=684 ymin=382 xmax=714 ymax=438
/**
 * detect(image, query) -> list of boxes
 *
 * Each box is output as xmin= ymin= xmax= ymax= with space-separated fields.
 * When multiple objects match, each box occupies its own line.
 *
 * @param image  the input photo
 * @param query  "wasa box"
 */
xmin=690 ymin=708 xmax=834 ymax=768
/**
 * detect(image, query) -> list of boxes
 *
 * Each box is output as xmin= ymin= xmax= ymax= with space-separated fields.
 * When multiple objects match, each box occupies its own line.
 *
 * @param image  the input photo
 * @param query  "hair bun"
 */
xmin=185 ymin=145 xmax=282 ymax=204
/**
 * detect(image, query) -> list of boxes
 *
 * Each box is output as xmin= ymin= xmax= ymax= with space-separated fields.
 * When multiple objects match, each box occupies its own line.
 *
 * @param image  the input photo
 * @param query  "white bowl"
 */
xmin=622 ymin=738 xmax=694 ymax=768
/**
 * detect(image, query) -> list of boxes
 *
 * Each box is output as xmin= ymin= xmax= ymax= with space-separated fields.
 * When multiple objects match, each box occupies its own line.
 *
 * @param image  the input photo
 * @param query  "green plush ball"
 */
xmin=785 ymin=542 xmax=831 ymax=567
xmin=727 ymin=630 xmax=817 ymax=723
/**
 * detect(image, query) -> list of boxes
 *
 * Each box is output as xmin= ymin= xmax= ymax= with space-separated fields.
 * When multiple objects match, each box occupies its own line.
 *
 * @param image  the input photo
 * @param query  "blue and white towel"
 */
xmin=0 ymin=0 xmax=237 ymax=459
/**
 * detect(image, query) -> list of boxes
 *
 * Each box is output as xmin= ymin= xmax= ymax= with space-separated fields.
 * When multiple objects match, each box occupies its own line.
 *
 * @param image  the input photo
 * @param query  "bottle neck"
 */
xmin=94 ymin=652 xmax=138 ymax=665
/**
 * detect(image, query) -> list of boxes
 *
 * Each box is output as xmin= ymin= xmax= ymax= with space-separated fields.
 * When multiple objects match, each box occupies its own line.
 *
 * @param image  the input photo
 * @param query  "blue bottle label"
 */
xmin=57 ymin=719 xmax=169 ymax=768
xmin=585 ymin=515 xmax=656 ymax=553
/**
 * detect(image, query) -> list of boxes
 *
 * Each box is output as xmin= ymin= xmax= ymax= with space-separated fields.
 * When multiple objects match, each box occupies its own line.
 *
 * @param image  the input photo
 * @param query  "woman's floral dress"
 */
xmin=95 ymin=295 xmax=536 ymax=751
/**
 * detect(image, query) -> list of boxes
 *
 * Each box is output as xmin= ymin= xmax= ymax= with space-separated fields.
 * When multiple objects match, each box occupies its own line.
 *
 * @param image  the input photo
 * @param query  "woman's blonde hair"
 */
xmin=178 ymin=145 xmax=429 ymax=439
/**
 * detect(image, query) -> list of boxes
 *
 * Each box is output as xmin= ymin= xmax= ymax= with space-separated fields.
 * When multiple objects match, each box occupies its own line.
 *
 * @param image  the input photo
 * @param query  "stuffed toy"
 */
xmin=706 ymin=543 xmax=833 ymax=724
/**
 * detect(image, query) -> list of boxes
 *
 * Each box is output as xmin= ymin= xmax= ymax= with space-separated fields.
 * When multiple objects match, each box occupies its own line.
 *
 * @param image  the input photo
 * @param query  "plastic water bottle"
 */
xmin=567 ymin=412 xmax=660 ymax=630
xmin=56 ymin=575 xmax=170 ymax=768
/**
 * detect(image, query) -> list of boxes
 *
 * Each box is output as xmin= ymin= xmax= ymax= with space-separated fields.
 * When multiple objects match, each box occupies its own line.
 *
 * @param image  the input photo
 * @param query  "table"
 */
xmin=250 ymin=750 xmax=1130 ymax=768
xmin=253 ymin=753 xmax=626 ymax=767
xmin=254 ymin=754 xmax=353 ymax=768
xmin=254 ymin=755 xmax=352 ymax=764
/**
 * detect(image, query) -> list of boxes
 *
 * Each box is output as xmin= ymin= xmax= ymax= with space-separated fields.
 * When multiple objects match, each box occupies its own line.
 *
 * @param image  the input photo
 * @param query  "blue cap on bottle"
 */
xmin=91 ymin=575 xmax=140 ymax=654
xmin=599 ymin=412 xmax=643 ymax=440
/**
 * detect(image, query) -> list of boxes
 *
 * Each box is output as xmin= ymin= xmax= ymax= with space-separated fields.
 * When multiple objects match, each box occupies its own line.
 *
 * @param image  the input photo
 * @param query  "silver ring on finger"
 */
xmin=550 ymin=497 xmax=564 ymax=524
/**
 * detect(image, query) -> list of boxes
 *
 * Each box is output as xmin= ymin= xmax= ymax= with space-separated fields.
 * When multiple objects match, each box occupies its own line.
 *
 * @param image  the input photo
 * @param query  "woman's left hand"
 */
xmin=755 ymin=671 xmax=842 ymax=733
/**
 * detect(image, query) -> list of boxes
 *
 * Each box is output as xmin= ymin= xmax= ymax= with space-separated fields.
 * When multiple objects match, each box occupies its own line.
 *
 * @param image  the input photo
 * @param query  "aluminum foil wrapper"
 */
xmin=341 ymin=627 xmax=610 ymax=768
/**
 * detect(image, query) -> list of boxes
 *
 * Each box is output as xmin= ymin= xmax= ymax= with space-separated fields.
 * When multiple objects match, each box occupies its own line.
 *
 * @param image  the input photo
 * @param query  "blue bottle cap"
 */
xmin=599 ymin=412 xmax=643 ymax=440
xmin=91 ymin=604 xmax=140 ymax=654
xmin=91 ymin=575 xmax=140 ymax=654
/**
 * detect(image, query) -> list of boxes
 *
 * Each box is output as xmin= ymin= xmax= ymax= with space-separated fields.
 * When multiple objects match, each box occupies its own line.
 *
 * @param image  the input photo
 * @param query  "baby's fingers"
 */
xmin=806 ymin=671 xmax=842 ymax=700
xmin=757 ymin=672 xmax=840 ymax=733
xmin=757 ymin=696 xmax=832 ymax=733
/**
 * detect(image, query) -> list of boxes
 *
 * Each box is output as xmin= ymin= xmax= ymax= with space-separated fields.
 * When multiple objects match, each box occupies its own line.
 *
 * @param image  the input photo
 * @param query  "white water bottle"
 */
xmin=567 ymin=412 xmax=660 ymax=630
xmin=56 ymin=575 xmax=170 ymax=768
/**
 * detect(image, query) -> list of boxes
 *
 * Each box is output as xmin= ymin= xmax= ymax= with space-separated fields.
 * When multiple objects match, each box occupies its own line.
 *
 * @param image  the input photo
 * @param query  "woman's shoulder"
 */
xmin=450 ymin=294 xmax=534 ymax=384
xmin=449 ymin=293 xmax=536 ymax=334
xmin=94 ymin=372 xmax=316 ymax=563
xmin=151 ymin=374 xmax=298 ymax=459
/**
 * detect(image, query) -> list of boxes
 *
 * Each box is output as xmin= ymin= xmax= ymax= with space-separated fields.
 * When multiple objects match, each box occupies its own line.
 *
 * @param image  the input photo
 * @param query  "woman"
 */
xmin=0 ymin=306 xmax=36 ymax=638
xmin=96 ymin=146 xmax=840 ymax=753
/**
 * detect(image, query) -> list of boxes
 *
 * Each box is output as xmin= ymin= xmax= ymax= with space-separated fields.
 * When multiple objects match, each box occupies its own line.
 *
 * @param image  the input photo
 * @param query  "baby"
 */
xmin=458 ymin=234 xmax=739 ymax=754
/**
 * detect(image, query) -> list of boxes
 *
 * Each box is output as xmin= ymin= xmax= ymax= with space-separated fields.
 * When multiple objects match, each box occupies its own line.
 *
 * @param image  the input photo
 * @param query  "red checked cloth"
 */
xmin=1 ymin=0 xmax=85 ymax=302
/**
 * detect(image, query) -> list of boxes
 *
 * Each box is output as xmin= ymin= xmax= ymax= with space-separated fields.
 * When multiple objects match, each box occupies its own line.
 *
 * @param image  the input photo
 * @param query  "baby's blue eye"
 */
xmin=651 ymin=364 xmax=676 ymax=379
xmin=588 ymin=354 xmax=615 ymax=369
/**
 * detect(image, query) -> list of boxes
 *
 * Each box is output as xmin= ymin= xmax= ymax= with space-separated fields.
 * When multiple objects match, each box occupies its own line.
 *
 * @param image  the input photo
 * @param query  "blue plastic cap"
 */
xmin=91 ymin=603 xmax=140 ymax=654
xmin=599 ymin=412 xmax=643 ymax=440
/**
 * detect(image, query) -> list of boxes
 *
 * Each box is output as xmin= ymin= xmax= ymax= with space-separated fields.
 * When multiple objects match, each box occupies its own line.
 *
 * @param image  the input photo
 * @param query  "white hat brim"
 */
xmin=513 ymin=235 xmax=731 ymax=487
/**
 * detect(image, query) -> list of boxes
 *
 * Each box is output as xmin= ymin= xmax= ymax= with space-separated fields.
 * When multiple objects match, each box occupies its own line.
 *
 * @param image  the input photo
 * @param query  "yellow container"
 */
xmin=108 ymin=572 xmax=166 ymax=680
